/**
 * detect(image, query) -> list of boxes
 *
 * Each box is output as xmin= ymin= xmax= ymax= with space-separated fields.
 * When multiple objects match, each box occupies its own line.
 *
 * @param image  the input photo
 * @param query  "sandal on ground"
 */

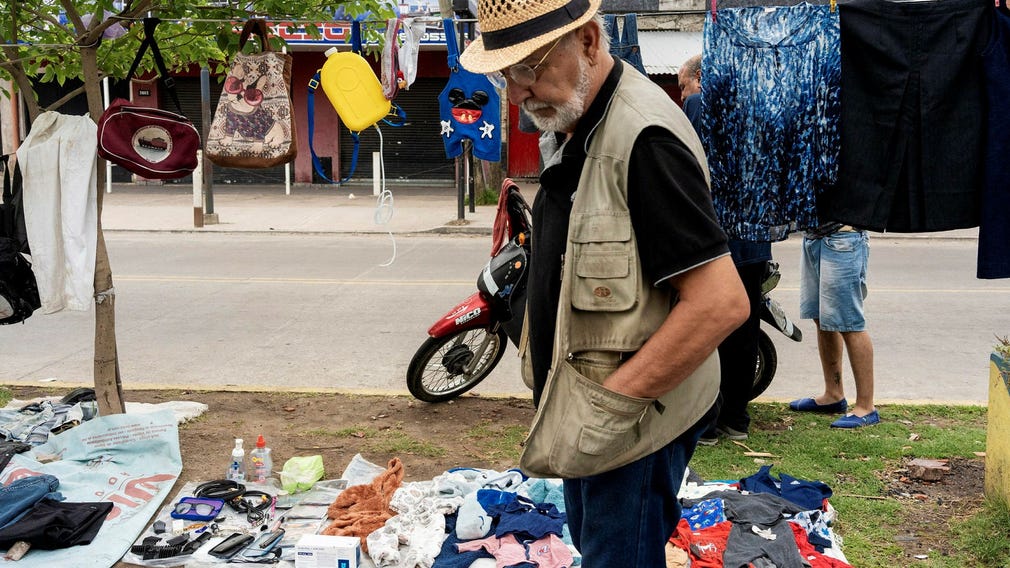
xmin=788 ymin=397 xmax=848 ymax=414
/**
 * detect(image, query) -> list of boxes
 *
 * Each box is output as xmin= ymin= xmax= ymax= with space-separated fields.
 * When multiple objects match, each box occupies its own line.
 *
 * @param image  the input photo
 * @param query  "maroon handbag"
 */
xmin=97 ymin=18 xmax=199 ymax=180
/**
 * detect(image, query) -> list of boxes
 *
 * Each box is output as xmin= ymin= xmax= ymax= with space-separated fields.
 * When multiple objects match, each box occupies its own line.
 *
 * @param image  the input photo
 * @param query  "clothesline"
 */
xmin=0 ymin=16 xmax=475 ymax=49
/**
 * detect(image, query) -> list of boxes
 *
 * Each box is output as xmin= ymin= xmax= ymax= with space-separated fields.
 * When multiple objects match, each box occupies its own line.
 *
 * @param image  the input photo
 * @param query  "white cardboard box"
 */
xmin=294 ymin=534 xmax=361 ymax=568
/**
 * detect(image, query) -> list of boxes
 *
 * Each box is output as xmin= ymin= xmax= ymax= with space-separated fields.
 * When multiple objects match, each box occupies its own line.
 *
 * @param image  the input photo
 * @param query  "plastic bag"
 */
xmin=280 ymin=455 xmax=324 ymax=493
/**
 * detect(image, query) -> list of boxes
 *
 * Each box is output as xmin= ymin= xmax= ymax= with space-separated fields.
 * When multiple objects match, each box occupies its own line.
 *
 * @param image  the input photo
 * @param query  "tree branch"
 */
xmin=1 ymin=5 xmax=40 ymax=123
xmin=58 ymin=0 xmax=86 ymax=39
xmin=41 ymin=75 xmax=108 ymax=115
xmin=18 ymin=5 xmax=73 ymax=37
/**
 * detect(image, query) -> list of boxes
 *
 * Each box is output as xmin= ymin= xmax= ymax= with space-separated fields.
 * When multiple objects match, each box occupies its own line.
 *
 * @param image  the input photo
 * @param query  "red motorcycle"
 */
xmin=406 ymin=180 xmax=532 ymax=403
xmin=406 ymin=180 xmax=800 ymax=403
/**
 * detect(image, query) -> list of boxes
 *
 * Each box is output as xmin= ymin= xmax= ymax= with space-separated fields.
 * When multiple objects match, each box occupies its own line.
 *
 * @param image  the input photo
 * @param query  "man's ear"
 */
xmin=579 ymin=21 xmax=602 ymax=61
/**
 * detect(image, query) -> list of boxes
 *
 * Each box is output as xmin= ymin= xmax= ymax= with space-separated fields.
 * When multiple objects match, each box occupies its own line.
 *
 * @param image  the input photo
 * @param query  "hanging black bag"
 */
xmin=0 ymin=155 xmax=41 ymax=325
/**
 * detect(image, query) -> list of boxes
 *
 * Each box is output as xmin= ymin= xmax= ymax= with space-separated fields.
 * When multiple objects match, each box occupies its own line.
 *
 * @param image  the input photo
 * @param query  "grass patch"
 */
xmin=0 ymin=388 xmax=10 ymax=408
xmin=300 ymin=425 xmax=447 ymax=458
xmin=464 ymin=421 xmax=527 ymax=462
xmin=690 ymin=403 xmax=992 ymax=566
xmin=953 ymin=497 xmax=1010 ymax=566
xmin=466 ymin=187 xmax=499 ymax=207
xmin=368 ymin=431 xmax=446 ymax=458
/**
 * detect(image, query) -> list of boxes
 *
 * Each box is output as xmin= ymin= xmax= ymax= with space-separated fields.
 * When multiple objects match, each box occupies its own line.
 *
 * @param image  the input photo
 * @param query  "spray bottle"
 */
xmin=226 ymin=438 xmax=247 ymax=482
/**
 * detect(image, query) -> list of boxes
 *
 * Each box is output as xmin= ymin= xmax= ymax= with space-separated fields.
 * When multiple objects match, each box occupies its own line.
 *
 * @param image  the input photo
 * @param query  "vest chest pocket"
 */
xmin=571 ymin=213 xmax=638 ymax=312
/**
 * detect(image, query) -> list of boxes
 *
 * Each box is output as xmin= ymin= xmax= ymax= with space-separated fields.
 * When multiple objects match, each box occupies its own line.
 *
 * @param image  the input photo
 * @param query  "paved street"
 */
xmin=1 ymin=231 xmax=1006 ymax=404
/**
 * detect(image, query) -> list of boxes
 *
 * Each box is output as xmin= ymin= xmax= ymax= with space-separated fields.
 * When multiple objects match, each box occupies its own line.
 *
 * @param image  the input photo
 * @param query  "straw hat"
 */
xmin=460 ymin=0 xmax=603 ymax=73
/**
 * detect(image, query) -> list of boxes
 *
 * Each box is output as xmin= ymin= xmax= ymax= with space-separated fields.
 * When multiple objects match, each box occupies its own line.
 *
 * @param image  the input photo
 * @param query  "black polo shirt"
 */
xmin=527 ymin=60 xmax=730 ymax=406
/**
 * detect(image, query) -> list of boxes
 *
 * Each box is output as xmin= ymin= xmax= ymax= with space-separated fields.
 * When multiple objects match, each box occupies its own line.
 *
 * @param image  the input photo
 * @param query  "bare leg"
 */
xmin=814 ymin=320 xmax=846 ymax=405
xmin=841 ymin=330 xmax=875 ymax=417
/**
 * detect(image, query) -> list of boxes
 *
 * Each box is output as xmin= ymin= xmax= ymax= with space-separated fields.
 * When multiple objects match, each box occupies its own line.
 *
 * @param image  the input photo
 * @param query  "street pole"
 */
xmin=193 ymin=151 xmax=204 ymax=228
xmin=200 ymin=67 xmax=215 ymax=218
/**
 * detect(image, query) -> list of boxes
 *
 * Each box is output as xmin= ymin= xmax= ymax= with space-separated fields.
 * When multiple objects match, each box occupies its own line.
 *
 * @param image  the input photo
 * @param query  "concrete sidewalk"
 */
xmin=100 ymin=181 xmax=981 ymax=239
xmin=100 ymin=181 xmax=521 ymax=235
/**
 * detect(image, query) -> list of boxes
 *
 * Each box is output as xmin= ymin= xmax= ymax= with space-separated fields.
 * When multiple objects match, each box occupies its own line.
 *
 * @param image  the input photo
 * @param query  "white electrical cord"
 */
xmin=372 ymin=125 xmax=396 ymax=266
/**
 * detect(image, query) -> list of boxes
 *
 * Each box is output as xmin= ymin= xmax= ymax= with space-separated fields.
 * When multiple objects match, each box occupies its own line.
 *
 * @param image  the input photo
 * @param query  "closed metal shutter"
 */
xmin=167 ymin=77 xmax=286 ymax=185
xmin=335 ymin=78 xmax=453 ymax=183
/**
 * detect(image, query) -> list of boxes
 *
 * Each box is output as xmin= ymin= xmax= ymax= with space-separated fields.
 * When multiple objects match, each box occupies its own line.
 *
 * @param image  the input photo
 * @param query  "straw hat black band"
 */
xmin=481 ymin=0 xmax=591 ymax=50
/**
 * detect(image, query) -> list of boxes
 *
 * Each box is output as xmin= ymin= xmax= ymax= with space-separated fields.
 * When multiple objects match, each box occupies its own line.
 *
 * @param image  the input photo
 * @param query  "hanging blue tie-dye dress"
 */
xmin=701 ymin=3 xmax=840 ymax=242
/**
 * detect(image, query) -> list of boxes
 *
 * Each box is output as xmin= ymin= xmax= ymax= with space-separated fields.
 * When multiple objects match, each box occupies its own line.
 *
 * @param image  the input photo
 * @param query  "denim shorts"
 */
xmin=799 ymin=231 xmax=869 ymax=332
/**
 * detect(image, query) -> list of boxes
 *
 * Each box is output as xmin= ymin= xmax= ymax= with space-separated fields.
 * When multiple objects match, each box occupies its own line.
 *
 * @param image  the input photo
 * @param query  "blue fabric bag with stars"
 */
xmin=439 ymin=19 xmax=501 ymax=162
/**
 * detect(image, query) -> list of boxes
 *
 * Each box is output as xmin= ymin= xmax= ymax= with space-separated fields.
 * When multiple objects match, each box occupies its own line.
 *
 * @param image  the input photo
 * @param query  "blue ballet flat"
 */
xmin=831 ymin=410 xmax=881 ymax=429
xmin=788 ymin=397 xmax=848 ymax=414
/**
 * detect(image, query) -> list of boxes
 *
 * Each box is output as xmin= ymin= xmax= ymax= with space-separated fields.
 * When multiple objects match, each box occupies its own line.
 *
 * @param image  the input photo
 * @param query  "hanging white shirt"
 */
xmin=16 ymin=111 xmax=98 ymax=313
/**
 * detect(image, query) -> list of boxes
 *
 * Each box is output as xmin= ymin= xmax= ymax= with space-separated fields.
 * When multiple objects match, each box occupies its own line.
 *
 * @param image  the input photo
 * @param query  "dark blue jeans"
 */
xmin=563 ymin=403 xmax=717 ymax=567
xmin=0 ymin=474 xmax=61 ymax=529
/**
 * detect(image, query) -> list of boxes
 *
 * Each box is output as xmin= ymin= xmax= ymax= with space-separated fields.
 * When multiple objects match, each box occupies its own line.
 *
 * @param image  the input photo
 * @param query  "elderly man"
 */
xmin=679 ymin=54 xmax=703 ymax=127
xmin=461 ymin=0 xmax=749 ymax=565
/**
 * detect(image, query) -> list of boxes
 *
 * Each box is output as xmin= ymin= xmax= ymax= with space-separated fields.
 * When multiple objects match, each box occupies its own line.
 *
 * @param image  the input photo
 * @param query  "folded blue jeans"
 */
xmin=0 ymin=474 xmax=62 ymax=529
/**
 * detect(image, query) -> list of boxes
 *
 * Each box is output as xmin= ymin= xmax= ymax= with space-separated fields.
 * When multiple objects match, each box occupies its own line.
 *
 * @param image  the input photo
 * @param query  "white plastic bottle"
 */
xmin=226 ymin=438 xmax=247 ymax=482
xmin=249 ymin=434 xmax=272 ymax=484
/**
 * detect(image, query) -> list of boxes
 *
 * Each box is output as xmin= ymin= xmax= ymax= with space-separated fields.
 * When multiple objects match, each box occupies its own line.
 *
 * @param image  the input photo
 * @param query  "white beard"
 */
xmin=522 ymin=57 xmax=591 ymax=134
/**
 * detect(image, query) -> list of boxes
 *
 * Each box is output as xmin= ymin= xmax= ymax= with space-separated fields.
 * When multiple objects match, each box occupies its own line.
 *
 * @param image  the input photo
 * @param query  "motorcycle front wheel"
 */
xmin=751 ymin=329 xmax=778 ymax=401
xmin=407 ymin=327 xmax=508 ymax=403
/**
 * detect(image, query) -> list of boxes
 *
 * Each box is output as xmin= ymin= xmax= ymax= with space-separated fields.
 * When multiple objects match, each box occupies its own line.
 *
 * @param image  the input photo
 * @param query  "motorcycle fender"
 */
xmin=760 ymin=297 xmax=803 ymax=342
xmin=427 ymin=291 xmax=494 ymax=337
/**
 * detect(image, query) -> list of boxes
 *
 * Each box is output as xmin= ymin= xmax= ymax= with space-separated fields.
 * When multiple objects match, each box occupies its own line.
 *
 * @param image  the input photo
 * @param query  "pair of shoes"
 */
xmin=716 ymin=425 xmax=748 ymax=441
xmin=697 ymin=425 xmax=719 ymax=446
xmin=830 ymin=410 xmax=880 ymax=429
xmin=788 ymin=397 xmax=848 ymax=414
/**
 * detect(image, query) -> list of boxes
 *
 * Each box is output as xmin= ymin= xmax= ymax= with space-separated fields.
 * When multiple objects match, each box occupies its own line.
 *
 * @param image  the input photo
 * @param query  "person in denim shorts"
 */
xmin=789 ymin=223 xmax=878 ymax=428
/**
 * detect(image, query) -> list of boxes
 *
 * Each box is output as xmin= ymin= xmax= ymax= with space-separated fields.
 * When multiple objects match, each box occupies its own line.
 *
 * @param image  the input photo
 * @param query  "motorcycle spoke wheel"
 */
xmin=406 ymin=328 xmax=508 ymax=403
xmin=751 ymin=329 xmax=778 ymax=401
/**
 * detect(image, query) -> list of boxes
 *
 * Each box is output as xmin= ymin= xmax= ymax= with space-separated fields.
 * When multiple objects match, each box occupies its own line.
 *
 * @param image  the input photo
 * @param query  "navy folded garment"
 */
xmin=0 ymin=498 xmax=114 ymax=550
xmin=739 ymin=465 xmax=833 ymax=511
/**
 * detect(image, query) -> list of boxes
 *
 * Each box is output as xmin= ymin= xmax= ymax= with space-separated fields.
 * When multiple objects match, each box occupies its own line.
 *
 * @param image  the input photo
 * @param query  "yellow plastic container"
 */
xmin=320 ymin=47 xmax=391 ymax=132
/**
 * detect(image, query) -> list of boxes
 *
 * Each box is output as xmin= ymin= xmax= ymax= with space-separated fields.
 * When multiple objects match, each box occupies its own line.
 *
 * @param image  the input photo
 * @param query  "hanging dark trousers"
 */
xmin=604 ymin=14 xmax=648 ymax=76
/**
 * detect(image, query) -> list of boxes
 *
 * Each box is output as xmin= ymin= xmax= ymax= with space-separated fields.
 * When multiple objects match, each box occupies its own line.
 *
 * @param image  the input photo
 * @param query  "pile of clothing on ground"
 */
xmin=671 ymin=465 xmax=852 ymax=567
xmin=319 ymin=457 xmax=578 ymax=568
xmin=326 ymin=460 xmax=852 ymax=568
xmin=122 ymin=455 xmax=854 ymax=567
xmin=0 ymin=388 xmax=98 ymax=460
xmin=0 ymin=473 xmax=114 ymax=560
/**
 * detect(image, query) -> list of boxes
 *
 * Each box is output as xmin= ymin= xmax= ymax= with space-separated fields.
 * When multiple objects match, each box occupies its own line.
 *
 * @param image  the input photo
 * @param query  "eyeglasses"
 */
xmin=487 ymin=36 xmax=565 ymax=89
xmin=171 ymin=497 xmax=225 ymax=521
xmin=175 ymin=501 xmax=219 ymax=517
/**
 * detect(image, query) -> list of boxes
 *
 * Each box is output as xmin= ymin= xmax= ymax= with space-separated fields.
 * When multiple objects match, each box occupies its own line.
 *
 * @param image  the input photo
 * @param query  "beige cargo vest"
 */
xmin=519 ymin=65 xmax=721 ymax=478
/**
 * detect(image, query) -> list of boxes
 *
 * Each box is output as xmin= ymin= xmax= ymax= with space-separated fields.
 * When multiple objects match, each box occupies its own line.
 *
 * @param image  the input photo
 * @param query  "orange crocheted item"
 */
xmin=321 ymin=457 xmax=404 ymax=552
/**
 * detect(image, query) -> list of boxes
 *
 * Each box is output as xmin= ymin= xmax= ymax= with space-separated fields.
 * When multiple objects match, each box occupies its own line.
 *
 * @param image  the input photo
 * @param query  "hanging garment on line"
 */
xmin=819 ymin=0 xmax=988 ymax=233
xmin=702 ymin=3 xmax=840 ymax=242
xmin=605 ymin=14 xmax=648 ymax=76
xmin=438 ymin=18 xmax=502 ymax=162
xmin=381 ymin=18 xmax=403 ymax=100
xmin=398 ymin=18 xmax=427 ymax=90
xmin=978 ymin=3 xmax=1010 ymax=279
xmin=16 ymin=112 xmax=98 ymax=313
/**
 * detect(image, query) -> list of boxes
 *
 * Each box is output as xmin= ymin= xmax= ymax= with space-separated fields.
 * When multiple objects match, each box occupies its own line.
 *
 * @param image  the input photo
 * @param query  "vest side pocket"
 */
xmin=561 ymin=360 xmax=651 ymax=458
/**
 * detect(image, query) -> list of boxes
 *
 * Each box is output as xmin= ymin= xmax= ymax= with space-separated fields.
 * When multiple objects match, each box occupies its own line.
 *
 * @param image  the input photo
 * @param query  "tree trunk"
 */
xmin=80 ymin=45 xmax=125 ymax=415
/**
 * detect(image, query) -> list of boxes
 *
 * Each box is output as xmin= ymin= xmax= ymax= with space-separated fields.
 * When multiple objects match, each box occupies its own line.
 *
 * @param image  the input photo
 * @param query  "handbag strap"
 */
xmin=1 ymin=154 xmax=26 ymax=250
xmin=307 ymin=71 xmax=359 ymax=185
xmin=1 ymin=155 xmax=15 ymax=239
xmin=351 ymin=20 xmax=364 ymax=55
xmin=443 ymin=18 xmax=461 ymax=71
xmin=239 ymin=19 xmax=273 ymax=53
xmin=125 ymin=17 xmax=184 ymax=115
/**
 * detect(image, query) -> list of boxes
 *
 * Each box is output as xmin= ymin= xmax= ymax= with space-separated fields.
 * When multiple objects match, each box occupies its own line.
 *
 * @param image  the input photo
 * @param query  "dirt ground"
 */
xmin=881 ymin=457 xmax=987 ymax=560
xmin=6 ymin=386 xmax=987 ymax=564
